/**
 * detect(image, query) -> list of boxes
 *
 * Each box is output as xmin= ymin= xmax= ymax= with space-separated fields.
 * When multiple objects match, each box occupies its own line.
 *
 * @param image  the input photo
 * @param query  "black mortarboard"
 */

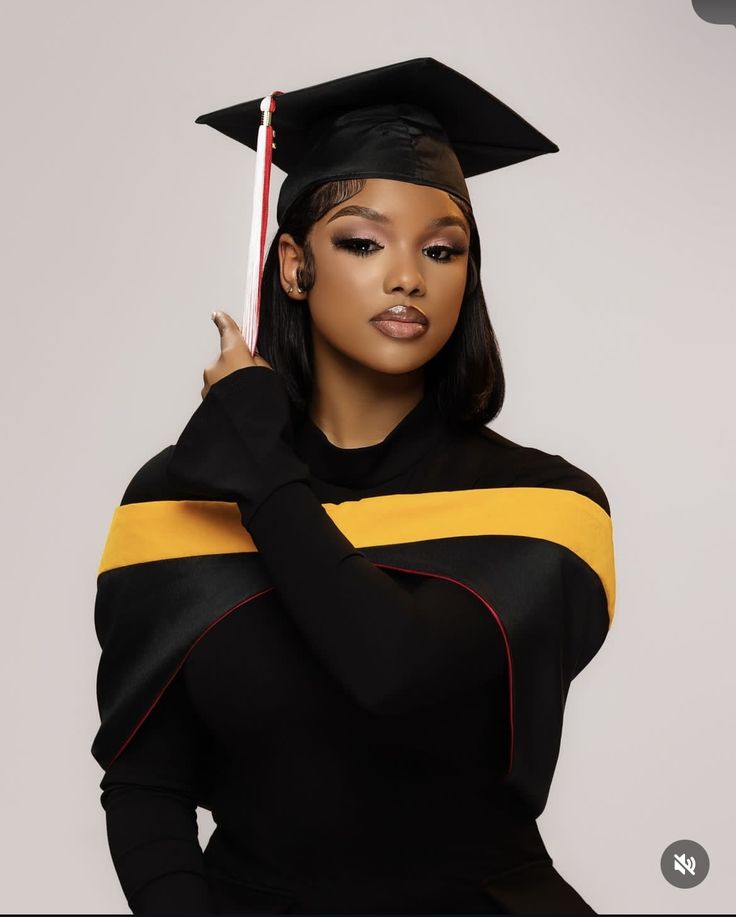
xmin=194 ymin=58 xmax=558 ymax=349
xmin=197 ymin=56 xmax=558 ymax=223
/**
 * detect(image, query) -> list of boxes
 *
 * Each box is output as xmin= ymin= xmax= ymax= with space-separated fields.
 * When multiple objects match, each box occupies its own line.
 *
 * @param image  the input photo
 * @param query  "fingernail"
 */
xmin=211 ymin=311 xmax=219 ymax=323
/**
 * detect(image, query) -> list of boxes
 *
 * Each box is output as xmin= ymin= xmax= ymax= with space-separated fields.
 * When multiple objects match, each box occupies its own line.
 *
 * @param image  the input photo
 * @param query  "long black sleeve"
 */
xmin=99 ymin=672 xmax=213 ymax=914
xmin=168 ymin=367 xmax=507 ymax=716
xmin=245 ymin=479 xmax=506 ymax=714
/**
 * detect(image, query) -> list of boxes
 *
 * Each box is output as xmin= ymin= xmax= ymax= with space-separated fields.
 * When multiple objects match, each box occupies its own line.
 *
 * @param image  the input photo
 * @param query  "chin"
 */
xmin=316 ymin=324 xmax=442 ymax=375
xmin=359 ymin=349 xmax=434 ymax=376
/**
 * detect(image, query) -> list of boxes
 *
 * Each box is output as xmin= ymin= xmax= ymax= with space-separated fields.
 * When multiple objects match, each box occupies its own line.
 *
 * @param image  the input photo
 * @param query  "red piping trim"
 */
xmin=373 ymin=562 xmax=514 ymax=778
xmin=107 ymin=586 xmax=275 ymax=767
xmin=108 ymin=567 xmax=515 ymax=778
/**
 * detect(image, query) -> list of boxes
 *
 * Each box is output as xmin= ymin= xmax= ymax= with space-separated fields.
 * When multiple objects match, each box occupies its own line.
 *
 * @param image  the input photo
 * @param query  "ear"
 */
xmin=278 ymin=233 xmax=306 ymax=298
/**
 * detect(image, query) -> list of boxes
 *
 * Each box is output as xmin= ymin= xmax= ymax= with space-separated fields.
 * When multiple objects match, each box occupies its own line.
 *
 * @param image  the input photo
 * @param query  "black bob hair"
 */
xmin=254 ymin=179 xmax=505 ymax=430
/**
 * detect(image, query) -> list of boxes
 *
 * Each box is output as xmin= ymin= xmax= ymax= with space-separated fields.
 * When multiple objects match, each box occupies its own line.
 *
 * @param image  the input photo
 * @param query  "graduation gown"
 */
xmin=91 ymin=366 xmax=615 ymax=915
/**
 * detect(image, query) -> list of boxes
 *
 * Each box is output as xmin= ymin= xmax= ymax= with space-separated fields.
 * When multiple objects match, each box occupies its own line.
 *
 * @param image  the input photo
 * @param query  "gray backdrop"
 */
xmin=1 ymin=0 xmax=733 ymax=913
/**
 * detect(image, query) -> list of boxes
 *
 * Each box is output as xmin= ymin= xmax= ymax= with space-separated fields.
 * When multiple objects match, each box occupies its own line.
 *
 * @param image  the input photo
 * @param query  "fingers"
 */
xmin=212 ymin=310 xmax=243 ymax=346
xmin=206 ymin=310 xmax=268 ymax=388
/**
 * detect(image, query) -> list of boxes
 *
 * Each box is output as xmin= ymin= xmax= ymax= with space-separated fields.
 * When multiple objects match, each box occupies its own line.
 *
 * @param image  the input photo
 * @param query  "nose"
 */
xmin=383 ymin=249 xmax=426 ymax=298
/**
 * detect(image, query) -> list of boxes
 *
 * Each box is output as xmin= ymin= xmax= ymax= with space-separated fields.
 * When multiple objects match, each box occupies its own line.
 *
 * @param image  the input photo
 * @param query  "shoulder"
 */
xmin=119 ymin=444 xmax=178 ymax=505
xmin=469 ymin=426 xmax=611 ymax=517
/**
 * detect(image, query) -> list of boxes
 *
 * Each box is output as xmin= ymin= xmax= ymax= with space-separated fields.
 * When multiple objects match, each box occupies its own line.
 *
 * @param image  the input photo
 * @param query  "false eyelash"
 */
xmin=332 ymin=236 xmax=467 ymax=262
xmin=425 ymin=244 xmax=468 ymax=261
xmin=331 ymin=236 xmax=382 ymax=257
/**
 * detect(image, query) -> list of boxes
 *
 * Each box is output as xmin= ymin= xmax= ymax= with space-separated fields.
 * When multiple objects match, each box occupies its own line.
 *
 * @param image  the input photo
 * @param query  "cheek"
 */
xmin=314 ymin=254 xmax=380 ymax=303
xmin=431 ymin=266 xmax=466 ymax=325
xmin=307 ymin=253 xmax=380 ymax=332
xmin=445 ymin=260 xmax=469 ymax=297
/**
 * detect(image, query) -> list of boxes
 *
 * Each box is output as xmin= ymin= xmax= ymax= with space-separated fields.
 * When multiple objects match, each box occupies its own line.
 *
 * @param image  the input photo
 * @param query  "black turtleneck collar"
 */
xmin=290 ymin=390 xmax=448 ymax=490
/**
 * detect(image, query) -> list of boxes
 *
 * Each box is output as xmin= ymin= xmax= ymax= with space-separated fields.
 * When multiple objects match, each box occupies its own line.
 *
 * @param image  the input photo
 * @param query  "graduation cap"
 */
xmin=194 ymin=57 xmax=559 ymax=353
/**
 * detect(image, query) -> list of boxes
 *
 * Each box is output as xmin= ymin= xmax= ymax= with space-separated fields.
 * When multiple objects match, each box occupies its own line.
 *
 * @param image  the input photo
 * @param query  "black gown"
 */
xmin=97 ymin=367 xmax=609 ymax=915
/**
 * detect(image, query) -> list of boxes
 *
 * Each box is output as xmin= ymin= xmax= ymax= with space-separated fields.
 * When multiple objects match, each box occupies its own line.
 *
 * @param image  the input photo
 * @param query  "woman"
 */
xmin=92 ymin=59 xmax=615 ymax=915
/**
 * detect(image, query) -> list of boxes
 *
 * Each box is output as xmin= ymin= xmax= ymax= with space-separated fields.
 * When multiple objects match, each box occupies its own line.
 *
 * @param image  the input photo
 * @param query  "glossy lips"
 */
xmin=369 ymin=303 xmax=428 ymax=339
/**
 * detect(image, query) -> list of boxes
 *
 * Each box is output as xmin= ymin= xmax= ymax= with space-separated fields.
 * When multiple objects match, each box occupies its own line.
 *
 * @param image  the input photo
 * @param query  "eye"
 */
xmin=424 ymin=244 xmax=467 ymax=262
xmin=332 ymin=236 xmax=383 ymax=257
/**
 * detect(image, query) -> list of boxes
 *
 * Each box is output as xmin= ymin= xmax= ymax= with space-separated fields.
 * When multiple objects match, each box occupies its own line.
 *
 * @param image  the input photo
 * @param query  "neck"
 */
xmin=308 ymin=332 xmax=425 ymax=449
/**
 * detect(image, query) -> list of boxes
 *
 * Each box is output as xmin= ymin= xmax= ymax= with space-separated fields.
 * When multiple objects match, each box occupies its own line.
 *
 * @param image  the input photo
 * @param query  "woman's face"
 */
xmin=279 ymin=178 xmax=471 ymax=377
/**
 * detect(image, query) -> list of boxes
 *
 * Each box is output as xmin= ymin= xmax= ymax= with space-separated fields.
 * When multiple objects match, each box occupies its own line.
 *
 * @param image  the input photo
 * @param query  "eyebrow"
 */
xmin=326 ymin=205 xmax=469 ymax=236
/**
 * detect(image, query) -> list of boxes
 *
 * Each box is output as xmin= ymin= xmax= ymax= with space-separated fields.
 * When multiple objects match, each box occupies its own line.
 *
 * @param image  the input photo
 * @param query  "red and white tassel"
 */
xmin=242 ymin=90 xmax=282 ymax=355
